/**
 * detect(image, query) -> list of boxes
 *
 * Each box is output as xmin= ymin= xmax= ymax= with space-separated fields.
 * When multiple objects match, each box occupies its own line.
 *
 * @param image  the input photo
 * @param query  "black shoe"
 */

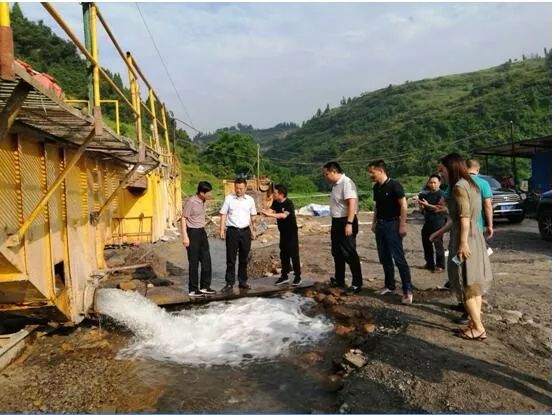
xmin=453 ymin=312 xmax=470 ymax=325
xmin=239 ymin=284 xmax=251 ymax=290
xmin=200 ymin=287 xmax=216 ymax=295
xmin=329 ymin=278 xmax=346 ymax=288
xmin=291 ymin=276 xmax=302 ymax=287
xmin=448 ymin=303 xmax=466 ymax=312
xmin=443 ymin=280 xmax=451 ymax=289
xmin=221 ymin=284 xmax=234 ymax=293
xmin=275 ymin=276 xmax=289 ymax=286
xmin=342 ymin=286 xmax=361 ymax=295
xmin=189 ymin=290 xmax=204 ymax=298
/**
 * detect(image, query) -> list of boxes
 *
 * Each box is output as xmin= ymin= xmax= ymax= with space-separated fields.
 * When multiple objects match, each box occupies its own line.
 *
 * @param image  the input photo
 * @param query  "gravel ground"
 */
xmin=0 ymin=214 xmax=551 ymax=413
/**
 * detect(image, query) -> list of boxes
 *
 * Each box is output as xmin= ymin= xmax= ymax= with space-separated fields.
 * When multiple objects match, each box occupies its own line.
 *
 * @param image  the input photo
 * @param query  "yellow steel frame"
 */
xmin=0 ymin=2 xmax=10 ymax=27
xmin=7 ymin=129 xmax=96 ymax=246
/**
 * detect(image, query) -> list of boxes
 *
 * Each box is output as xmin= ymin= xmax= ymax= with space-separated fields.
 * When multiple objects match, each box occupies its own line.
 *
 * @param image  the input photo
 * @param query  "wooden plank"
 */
xmin=0 ymin=80 xmax=32 ymax=139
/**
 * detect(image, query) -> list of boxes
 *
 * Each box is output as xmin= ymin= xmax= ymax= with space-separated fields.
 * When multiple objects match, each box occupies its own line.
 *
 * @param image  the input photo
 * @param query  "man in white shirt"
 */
xmin=322 ymin=161 xmax=363 ymax=295
xmin=219 ymin=178 xmax=257 ymax=291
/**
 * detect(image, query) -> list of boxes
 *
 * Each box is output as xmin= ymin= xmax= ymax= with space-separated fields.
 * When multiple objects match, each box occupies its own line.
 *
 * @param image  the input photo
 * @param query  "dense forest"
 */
xmin=10 ymin=3 xmax=552 ymax=195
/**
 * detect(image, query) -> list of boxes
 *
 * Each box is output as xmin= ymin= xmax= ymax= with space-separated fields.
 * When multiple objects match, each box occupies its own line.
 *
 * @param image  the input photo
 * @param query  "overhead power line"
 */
xmin=135 ymin=3 xmax=197 ymax=132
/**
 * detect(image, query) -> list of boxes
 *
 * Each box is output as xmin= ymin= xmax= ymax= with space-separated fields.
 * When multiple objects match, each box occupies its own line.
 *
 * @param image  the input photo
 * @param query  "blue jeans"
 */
xmin=375 ymin=219 xmax=413 ymax=294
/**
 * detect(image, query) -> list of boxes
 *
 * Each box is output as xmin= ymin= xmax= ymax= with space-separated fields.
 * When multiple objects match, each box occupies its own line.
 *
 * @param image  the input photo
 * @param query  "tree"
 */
xmin=289 ymin=176 xmax=317 ymax=193
xmin=340 ymin=96 xmax=346 ymax=105
xmin=316 ymin=108 xmax=322 ymax=117
xmin=200 ymin=131 xmax=258 ymax=178
xmin=324 ymin=104 xmax=330 ymax=114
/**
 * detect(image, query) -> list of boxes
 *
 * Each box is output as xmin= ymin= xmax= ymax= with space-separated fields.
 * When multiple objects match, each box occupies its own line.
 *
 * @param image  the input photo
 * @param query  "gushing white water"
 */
xmin=95 ymin=288 xmax=333 ymax=366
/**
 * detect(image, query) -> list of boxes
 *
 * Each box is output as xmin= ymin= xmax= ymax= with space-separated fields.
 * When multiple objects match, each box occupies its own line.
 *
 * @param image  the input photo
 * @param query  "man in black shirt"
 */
xmin=368 ymin=160 xmax=414 ymax=305
xmin=261 ymin=184 xmax=302 ymax=286
xmin=418 ymin=174 xmax=447 ymax=272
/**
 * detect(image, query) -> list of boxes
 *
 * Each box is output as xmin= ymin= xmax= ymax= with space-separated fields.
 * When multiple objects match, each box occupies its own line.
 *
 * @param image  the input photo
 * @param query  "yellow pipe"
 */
xmin=9 ymin=129 xmax=97 ymax=246
xmin=89 ymin=3 xmax=101 ymax=107
xmin=148 ymin=89 xmax=159 ymax=148
xmin=126 ymin=53 xmax=142 ymax=143
xmin=41 ymin=3 xmax=138 ymax=117
xmin=0 ymin=2 xmax=10 ymax=27
xmin=161 ymin=104 xmax=171 ymax=154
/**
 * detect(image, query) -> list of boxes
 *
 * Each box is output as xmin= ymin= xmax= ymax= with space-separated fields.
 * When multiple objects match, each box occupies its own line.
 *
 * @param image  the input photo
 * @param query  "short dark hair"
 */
xmin=367 ymin=160 xmax=387 ymax=171
xmin=197 ymin=181 xmax=212 ymax=194
xmin=428 ymin=174 xmax=441 ymax=181
xmin=234 ymin=178 xmax=247 ymax=185
xmin=274 ymin=184 xmax=288 ymax=197
xmin=323 ymin=161 xmax=343 ymax=173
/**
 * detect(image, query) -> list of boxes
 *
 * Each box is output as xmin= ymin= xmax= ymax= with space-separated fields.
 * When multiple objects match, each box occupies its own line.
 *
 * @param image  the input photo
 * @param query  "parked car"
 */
xmin=477 ymin=174 xmax=526 ymax=223
xmin=537 ymin=191 xmax=552 ymax=241
xmin=419 ymin=175 xmax=526 ymax=223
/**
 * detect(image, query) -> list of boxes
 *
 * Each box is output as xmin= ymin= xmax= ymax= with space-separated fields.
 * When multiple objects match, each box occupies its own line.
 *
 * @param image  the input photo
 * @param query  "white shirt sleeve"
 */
xmin=220 ymin=195 xmax=230 ymax=215
xmin=344 ymin=179 xmax=358 ymax=200
xmin=250 ymin=196 xmax=257 ymax=215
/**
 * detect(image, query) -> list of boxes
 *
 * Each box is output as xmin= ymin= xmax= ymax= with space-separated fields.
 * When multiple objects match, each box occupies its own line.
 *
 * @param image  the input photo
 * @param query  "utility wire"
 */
xmin=135 ymin=3 xmax=197 ymax=132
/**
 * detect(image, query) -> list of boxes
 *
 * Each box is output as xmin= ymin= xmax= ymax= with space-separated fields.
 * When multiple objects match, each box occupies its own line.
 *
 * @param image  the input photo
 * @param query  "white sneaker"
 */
xmin=379 ymin=287 xmax=394 ymax=295
xmin=401 ymin=293 xmax=413 ymax=305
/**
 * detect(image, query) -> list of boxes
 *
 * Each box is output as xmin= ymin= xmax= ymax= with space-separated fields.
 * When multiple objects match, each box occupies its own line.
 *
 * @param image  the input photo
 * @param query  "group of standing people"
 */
xmin=181 ymin=152 xmax=493 ymax=341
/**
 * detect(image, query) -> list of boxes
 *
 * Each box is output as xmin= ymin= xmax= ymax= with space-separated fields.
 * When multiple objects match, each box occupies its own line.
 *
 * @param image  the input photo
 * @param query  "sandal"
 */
xmin=456 ymin=327 xmax=487 ymax=341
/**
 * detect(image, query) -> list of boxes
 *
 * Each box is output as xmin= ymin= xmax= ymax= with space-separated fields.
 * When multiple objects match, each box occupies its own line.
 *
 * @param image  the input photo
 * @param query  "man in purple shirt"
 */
xmin=181 ymin=181 xmax=215 ymax=297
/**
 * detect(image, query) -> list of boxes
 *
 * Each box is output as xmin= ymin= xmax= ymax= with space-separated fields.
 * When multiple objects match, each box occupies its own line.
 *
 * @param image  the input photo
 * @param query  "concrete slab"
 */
xmin=145 ymin=277 xmax=315 ymax=306
xmin=0 ymin=325 xmax=37 ymax=371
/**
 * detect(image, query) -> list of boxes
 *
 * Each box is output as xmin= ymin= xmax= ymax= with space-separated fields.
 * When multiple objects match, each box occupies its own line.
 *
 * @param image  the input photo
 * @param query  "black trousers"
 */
xmin=225 ymin=226 xmax=251 ymax=286
xmin=186 ymin=227 xmax=212 ymax=292
xmin=331 ymin=216 xmax=362 ymax=287
xmin=280 ymin=230 xmax=301 ymax=278
xmin=421 ymin=221 xmax=445 ymax=269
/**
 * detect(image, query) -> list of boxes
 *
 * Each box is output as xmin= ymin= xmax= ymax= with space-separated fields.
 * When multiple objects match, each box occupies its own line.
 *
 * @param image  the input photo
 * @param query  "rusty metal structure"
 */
xmin=0 ymin=3 xmax=182 ymax=323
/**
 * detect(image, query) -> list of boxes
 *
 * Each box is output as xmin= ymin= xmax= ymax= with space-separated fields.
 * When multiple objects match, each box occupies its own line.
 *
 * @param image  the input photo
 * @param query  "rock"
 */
xmin=61 ymin=343 xmax=74 ymax=352
xmin=304 ymin=289 xmax=316 ymax=298
xmin=321 ymin=374 xmax=344 ymax=392
xmin=323 ymin=295 xmax=338 ymax=307
xmin=343 ymin=349 xmax=368 ymax=369
xmin=303 ymin=351 xmax=324 ymax=363
xmin=339 ymin=402 xmax=351 ymax=414
xmin=502 ymin=310 xmax=523 ymax=324
xmin=488 ymin=313 xmax=503 ymax=322
xmin=330 ymin=305 xmax=359 ymax=321
xmin=264 ymin=272 xmax=273 ymax=278
xmin=328 ymin=287 xmax=344 ymax=297
xmin=363 ymin=323 xmax=377 ymax=334
xmin=118 ymin=281 xmax=137 ymax=291
xmin=503 ymin=309 xmax=523 ymax=319
xmin=335 ymin=325 xmax=356 ymax=335
xmin=315 ymin=293 xmax=327 ymax=303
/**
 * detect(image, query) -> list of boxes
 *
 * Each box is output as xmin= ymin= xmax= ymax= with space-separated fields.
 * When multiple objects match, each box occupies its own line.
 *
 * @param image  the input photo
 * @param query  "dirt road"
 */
xmin=0 ymin=213 xmax=551 ymax=412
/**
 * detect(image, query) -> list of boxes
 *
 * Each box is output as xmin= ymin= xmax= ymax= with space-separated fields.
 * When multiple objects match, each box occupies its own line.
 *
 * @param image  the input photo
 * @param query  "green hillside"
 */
xmin=266 ymin=56 xmax=552 ymax=189
xmin=195 ymin=122 xmax=299 ymax=150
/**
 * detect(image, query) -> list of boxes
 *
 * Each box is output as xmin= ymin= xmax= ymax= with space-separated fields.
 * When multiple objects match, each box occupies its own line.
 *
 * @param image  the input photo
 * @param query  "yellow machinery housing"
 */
xmin=0 ymin=3 xmax=182 ymax=323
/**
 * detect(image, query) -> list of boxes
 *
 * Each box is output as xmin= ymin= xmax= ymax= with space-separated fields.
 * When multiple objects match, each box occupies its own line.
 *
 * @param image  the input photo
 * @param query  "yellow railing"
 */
xmin=65 ymin=98 xmax=120 ymax=135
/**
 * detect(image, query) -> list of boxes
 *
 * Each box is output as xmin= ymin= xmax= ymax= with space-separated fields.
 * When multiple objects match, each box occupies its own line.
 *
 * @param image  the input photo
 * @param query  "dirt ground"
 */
xmin=0 ymin=212 xmax=551 ymax=413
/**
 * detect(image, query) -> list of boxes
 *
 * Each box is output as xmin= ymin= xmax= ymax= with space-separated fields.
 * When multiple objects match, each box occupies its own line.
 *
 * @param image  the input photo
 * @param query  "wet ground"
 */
xmin=0 ymin=214 xmax=551 ymax=413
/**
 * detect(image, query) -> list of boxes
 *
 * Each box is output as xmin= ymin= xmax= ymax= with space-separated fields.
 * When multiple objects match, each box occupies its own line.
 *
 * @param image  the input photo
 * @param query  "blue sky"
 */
xmin=18 ymin=2 xmax=552 ymax=136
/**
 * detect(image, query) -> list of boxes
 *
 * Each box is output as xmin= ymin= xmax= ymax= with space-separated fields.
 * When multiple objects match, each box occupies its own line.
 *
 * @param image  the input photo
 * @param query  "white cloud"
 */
xmin=17 ymin=2 xmax=552 ymax=135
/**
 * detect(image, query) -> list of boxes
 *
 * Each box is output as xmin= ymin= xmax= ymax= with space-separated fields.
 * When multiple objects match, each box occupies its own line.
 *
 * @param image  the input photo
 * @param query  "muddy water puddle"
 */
xmin=97 ymin=289 xmax=346 ymax=413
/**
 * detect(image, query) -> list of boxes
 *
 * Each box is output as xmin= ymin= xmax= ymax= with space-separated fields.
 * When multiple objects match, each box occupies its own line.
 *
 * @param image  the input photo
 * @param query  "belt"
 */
xmin=376 ymin=217 xmax=399 ymax=224
xmin=228 ymin=226 xmax=250 ymax=230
